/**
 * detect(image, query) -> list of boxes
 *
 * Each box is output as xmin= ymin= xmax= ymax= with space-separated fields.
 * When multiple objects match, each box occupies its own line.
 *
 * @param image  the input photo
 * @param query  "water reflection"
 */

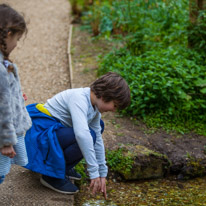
xmin=82 ymin=200 xmax=117 ymax=206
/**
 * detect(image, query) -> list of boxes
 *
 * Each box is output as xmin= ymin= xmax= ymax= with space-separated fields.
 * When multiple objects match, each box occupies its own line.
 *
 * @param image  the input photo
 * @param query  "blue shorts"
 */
xmin=0 ymin=135 xmax=28 ymax=182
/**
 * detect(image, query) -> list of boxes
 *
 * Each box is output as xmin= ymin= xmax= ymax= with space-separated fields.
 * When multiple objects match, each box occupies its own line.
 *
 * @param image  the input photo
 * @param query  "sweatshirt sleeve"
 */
xmin=89 ymin=113 xmax=108 ymax=177
xmin=0 ymin=63 xmax=17 ymax=148
xmin=68 ymin=94 xmax=100 ymax=179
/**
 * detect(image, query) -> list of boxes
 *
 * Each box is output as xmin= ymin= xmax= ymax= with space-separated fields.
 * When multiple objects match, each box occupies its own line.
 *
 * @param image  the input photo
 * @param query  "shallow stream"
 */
xmin=75 ymin=176 xmax=206 ymax=206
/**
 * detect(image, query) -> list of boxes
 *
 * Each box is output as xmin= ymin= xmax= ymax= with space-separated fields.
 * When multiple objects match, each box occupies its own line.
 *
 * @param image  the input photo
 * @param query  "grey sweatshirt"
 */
xmin=44 ymin=87 xmax=108 ymax=179
xmin=0 ymin=51 xmax=32 ymax=148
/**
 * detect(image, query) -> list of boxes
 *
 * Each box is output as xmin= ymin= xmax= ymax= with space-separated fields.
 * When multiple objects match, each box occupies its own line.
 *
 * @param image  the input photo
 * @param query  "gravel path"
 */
xmin=0 ymin=0 xmax=74 ymax=205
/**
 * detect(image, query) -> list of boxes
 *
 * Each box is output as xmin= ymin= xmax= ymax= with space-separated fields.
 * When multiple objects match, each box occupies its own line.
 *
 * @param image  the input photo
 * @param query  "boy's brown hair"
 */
xmin=90 ymin=72 xmax=130 ymax=110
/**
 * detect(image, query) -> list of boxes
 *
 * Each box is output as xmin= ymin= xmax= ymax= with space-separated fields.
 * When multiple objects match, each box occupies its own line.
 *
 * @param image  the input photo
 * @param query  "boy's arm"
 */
xmin=0 ymin=64 xmax=17 ymax=149
xmin=68 ymin=97 xmax=100 ymax=179
xmin=89 ymin=113 xmax=108 ymax=199
xmin=89 ymin=113 xmax=108 ymax=178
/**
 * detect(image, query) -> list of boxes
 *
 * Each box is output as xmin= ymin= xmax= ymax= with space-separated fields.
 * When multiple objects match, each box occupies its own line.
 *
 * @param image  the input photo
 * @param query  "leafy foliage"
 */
xmin=75 ymin=149 xmax=134 ymax=182
xmin=75 ymin=159 xmax=88 ymax=184
xmin=72 ymin=0 xmax=206 ymax=134
xmin=98 ymin=46 xmax=206 ymax=118
xmin=106 ymin=148 xmax=134 ymax=176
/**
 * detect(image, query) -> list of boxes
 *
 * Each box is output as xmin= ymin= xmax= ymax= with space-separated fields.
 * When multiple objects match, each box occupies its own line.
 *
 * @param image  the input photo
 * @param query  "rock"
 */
xmin=169 ymin=155 xmax=206 ymax=179
xmin=108 ymin=144 xmax=170 ymax=180
xmin=178 ymin=158 xmax=206 ymax=179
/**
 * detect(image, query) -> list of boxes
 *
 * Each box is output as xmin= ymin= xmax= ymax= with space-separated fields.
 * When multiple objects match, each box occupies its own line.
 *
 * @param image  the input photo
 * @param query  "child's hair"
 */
xmin=90 ymin=72 xmax=131 ymax=110
xmin=0 ymin=4 xmax=27 ymax=60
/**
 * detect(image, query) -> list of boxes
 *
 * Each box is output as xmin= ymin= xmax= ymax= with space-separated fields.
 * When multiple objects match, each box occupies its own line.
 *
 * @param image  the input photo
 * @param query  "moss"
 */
xmin=75 ymin=159 xmax=88 ymax=185
xmin=133 ymin=145 xmax=167 ymax=159
xmin=75 ymin=145 xmax=171 ymax=182
xmin=185 ymin=159 xmax=205 ymax=177
xmin=106 ymin=148 xmax=134 ymax=177
xmin=106 ymin=144 xmax=170 ymax=180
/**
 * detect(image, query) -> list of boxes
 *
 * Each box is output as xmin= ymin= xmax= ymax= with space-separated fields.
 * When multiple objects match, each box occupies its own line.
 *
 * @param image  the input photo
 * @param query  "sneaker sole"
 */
xmin=40 ymin=177 xmax=79 ymax=194
xmin=67 ymin=175 xmax=81 ymax=181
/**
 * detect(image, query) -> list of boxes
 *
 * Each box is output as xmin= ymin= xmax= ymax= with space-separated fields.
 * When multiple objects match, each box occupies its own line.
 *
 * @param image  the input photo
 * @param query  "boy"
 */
xmin=24 ymin=72 xmax=130 ymax=198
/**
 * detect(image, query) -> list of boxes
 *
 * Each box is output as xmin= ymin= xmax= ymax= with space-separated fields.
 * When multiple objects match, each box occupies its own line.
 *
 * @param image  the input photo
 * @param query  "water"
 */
xmin=82 ymin=200 xmax=117 ymax=206
xmin=78 ymin=177 xmax=206 ymax=206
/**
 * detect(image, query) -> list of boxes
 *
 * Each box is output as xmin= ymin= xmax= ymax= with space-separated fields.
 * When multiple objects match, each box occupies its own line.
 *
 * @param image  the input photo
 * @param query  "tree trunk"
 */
xmin=189 ymin=0 xmax=205 ymax=23
xmin=188 ymin=0 xmax=206 ymax=48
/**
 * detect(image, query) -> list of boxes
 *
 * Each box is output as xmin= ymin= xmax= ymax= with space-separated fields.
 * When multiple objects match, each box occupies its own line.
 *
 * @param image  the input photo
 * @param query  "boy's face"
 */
xmin=95 ymin=98 xmax=117 ymax=113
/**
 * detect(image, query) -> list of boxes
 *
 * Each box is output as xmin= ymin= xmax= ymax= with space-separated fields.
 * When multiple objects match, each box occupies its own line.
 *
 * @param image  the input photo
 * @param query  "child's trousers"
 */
xmin=56 ymin=120 xmax=104 ymax=171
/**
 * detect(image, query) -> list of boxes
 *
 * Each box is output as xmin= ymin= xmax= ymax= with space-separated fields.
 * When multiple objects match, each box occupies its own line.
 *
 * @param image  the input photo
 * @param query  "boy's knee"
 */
xmin=0 ymin=175 xmax=5 ymax=184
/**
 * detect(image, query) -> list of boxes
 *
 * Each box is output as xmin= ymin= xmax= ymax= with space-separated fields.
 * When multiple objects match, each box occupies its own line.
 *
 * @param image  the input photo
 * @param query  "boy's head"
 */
xmin=90 ymin=72 xmax=130 ymax=110
xmin=0 ymin=4 xmax=27 ymax=57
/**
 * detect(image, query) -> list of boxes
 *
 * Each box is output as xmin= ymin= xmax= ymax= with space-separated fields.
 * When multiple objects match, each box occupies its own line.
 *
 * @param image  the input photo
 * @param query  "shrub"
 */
xmin=98 ymin=46 xmax=206 ymax=123
xmin=73 ymin=0 xmax=206 ymax=134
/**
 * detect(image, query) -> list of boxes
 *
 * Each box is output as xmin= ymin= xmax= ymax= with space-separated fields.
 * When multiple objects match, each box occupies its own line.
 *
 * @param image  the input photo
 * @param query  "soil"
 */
xmin=70 ymin=24 xmax=206 ymax=205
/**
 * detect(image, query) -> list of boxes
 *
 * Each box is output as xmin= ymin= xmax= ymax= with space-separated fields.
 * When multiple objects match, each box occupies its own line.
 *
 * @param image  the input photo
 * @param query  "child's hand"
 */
xmin=0 ymin=145 xmax=16 ymax=158
xmin=100 ymin=177 xmax=107 ymax=200
xmin=23 ymin=93 xmax=27 ymax=101
xmin=90 ymin=177 xmax=107 ymax=199
xmin=90 ymin=177 xmax=101 ymax=196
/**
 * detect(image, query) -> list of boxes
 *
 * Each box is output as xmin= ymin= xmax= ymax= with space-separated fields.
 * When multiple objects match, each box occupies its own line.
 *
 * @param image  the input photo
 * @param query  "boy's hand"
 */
xmin=100 ymin=177 xmax=107 ymax=199
xmin=90 ymin=177 xmax=107 ymax=200
xmin=0 ymin=145 xmax=16 ymax=158
xmin=90 ymin=177 xmax=101 ymax=196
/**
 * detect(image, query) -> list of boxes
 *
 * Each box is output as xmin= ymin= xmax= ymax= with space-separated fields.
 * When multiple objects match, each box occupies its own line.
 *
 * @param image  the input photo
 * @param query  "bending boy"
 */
xmin=24 ymin=72 xmax=130 ymax=198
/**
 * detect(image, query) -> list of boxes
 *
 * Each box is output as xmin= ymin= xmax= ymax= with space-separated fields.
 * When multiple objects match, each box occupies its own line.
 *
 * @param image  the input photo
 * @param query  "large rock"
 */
xmin=109 ymin=145 xmax=170 ymax=180
xmin=175 ymin=158 xmax=206 ymax=180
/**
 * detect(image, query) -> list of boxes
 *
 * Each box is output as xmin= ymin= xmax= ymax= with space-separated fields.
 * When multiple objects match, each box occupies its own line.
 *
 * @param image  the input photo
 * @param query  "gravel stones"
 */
xmin=0 ymin=0 xmax=74 ymax=205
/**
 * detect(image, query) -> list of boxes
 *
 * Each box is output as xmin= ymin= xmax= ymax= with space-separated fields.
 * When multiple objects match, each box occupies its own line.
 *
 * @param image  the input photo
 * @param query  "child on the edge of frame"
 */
xmin=0 ymin=4 xmax=32 ymax=184
xmin=24 ymin=72 xmax=130 ymax=199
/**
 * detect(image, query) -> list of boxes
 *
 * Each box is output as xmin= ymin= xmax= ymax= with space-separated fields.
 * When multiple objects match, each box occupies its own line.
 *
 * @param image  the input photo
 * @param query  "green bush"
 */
xmin=82 ymin=0 xmax=188 ymax=42
xmin=98 ymin=46 xmax=206 ymax=122
xmin=74 ymin=0 xmax=206 ymax=134
xmin=77 ymin=0 xmax=205 ymax=53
